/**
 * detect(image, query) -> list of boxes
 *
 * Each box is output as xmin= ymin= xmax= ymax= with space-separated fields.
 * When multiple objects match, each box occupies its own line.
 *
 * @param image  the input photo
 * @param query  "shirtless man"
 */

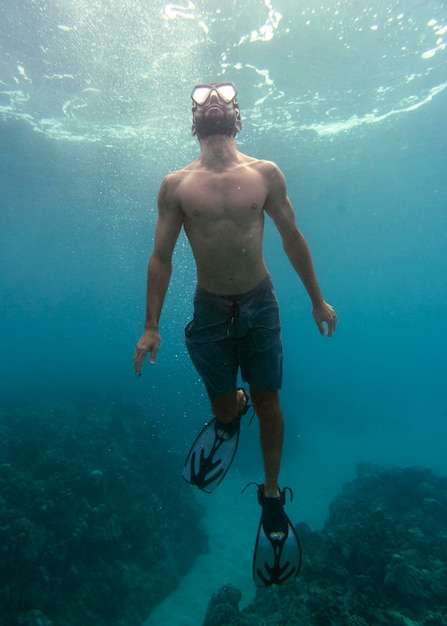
xmin=134 ymin=82 xmax=337 ymax=584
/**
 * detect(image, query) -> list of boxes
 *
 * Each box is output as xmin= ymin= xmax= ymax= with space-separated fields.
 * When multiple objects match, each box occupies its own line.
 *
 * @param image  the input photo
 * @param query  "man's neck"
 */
xmin=198 ymin=135 xmax=240 ymax=169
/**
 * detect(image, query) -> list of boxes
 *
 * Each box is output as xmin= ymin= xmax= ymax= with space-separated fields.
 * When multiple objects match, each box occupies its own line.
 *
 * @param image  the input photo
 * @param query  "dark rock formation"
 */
xmin=204 ymin=463 xmax=447 ymax=626
xmin=0 ymin=396 xmax=207 ymax=626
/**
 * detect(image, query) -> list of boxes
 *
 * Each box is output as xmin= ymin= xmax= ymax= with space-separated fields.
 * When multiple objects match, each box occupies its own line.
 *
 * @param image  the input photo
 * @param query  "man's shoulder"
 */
xmin=160 ymin=162 xmax=198 ymax=196
xmin=243 ymin=156 xmax=280 ymax=175
xmin=164 ymin=161 xmax=198 ymax=182
xmin=247 ymin=158 xmax=286 ymax=197
xmin=248 ymin=159 xmax=284 ymax=192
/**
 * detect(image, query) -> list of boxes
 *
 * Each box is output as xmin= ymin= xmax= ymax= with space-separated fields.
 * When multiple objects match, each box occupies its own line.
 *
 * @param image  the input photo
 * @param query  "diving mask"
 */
xmin=191 ymin=83 xmax=237 ymax=106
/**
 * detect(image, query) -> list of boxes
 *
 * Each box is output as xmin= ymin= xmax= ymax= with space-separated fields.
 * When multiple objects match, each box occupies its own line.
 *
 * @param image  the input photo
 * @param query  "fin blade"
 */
xmin=182 ymin=418 xmax=240 ymax=493
xmin=253 ymin=515 xmax=302 ymax=586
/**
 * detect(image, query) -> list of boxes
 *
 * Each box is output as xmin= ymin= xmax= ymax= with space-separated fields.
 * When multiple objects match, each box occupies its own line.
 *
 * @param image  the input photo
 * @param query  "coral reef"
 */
xmin=203 ymin=584 xmax=242 ymax=626
xmin=204 ymin=463 xmax=447 ymax=626
xmin=0 ymin=395 xmax=207 ymax=626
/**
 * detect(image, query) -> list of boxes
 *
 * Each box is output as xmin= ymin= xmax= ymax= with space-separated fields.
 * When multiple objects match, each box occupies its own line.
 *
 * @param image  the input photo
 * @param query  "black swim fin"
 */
xmin=182 ymin=389 xmax=250 ymax=493
xmin=182 ymin=417 xmax=240 ymax=492
xmin=246 ymin=483 xmax=302 ymax=586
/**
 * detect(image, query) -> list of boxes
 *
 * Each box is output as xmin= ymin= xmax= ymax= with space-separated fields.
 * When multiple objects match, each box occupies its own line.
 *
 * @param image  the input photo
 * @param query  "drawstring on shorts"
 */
xmin=226 ymin=301 xmax=240 ymax=335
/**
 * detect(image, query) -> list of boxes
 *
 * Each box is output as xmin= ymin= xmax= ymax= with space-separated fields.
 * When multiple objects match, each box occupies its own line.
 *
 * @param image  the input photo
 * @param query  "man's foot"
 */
xmin=257 ymin=484 xmax=289 ymax=540
xmin=237 ymin=387 xmax=250 ymax=417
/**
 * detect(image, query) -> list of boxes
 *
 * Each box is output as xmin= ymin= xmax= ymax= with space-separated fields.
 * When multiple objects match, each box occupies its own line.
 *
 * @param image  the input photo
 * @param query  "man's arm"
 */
xmin=134 ymin=176 xmax=183 ymax=375
xmin=263 ymin=163 xmax=338 ymax=337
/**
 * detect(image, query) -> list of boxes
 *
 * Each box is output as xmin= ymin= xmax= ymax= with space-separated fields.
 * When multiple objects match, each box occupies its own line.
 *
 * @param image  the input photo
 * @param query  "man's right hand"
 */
xmin=134 ymin=329 xmax=161 ymax=375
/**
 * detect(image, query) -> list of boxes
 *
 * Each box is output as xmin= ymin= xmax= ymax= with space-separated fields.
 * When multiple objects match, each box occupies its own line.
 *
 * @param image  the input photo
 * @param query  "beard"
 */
xmin=193 ymin=109 xmax=238 ymax=139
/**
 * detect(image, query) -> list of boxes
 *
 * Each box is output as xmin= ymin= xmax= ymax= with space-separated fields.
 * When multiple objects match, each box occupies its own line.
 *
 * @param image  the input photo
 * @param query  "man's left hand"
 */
xmin=312 ymin=301 xmax=338 ymax=337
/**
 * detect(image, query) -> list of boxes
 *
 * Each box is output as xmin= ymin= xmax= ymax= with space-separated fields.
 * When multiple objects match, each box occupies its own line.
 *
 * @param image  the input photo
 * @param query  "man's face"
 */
xmin=191 ymin=83 xmax=242 ymax=139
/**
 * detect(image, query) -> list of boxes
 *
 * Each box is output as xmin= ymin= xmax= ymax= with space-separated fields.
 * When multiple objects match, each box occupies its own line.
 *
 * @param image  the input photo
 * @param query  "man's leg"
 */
xmin=248 ymin=389 xmax=302 ymax=586
xmin=210 ymin=388 xmax=248 ymax=423
xmin=250 ymin=389 xmax=283 ymax=498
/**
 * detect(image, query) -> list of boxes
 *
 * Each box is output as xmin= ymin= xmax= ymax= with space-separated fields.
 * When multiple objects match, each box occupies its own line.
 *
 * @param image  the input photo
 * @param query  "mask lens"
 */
xmin=216 ymin=84 xmax=236 ymax=102
xmin=192 ymin=86 xmax=212 ymax=105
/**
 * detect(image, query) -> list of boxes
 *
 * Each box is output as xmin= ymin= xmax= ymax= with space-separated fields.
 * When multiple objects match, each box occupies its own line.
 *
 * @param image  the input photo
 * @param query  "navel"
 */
xmin=193 ymin=209 xmax=200 ymax=216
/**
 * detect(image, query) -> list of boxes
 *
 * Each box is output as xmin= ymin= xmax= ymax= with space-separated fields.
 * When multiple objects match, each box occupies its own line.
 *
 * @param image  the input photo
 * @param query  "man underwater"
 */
xmin=134 ymin=82 xmax=338 ymax=585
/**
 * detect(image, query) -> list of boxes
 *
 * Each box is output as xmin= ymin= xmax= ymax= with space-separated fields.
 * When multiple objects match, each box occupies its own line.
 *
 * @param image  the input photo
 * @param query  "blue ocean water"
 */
xmin=1 ymin=1 xmax=447 ymax=624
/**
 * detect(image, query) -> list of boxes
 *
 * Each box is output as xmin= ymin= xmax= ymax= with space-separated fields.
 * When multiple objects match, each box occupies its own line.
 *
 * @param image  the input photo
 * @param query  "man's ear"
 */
xmin=191 ymin=122 xmax=197 ymax=136
xmin=234 ymin=108 xmax=242 ymax=136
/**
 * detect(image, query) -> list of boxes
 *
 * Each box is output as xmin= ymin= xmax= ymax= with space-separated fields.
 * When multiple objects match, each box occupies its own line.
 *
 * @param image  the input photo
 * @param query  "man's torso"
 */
xmin=171 ymin=155 xmax=273 ymax=294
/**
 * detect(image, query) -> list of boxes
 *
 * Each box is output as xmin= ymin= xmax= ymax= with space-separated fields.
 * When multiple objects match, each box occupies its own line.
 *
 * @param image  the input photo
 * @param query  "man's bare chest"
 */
xmin=178 ymin=170 xmax=267 ymax=218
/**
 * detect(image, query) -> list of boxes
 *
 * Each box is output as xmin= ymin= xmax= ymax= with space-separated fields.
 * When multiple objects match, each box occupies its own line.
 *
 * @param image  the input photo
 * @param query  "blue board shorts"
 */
xmin=184 ymin=274 xmax=283 ymax=397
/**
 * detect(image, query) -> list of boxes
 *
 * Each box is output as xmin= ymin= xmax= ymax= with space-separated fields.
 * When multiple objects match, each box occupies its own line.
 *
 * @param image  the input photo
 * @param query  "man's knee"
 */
xmin=250 ymin=389 xmax=281 ymax=419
